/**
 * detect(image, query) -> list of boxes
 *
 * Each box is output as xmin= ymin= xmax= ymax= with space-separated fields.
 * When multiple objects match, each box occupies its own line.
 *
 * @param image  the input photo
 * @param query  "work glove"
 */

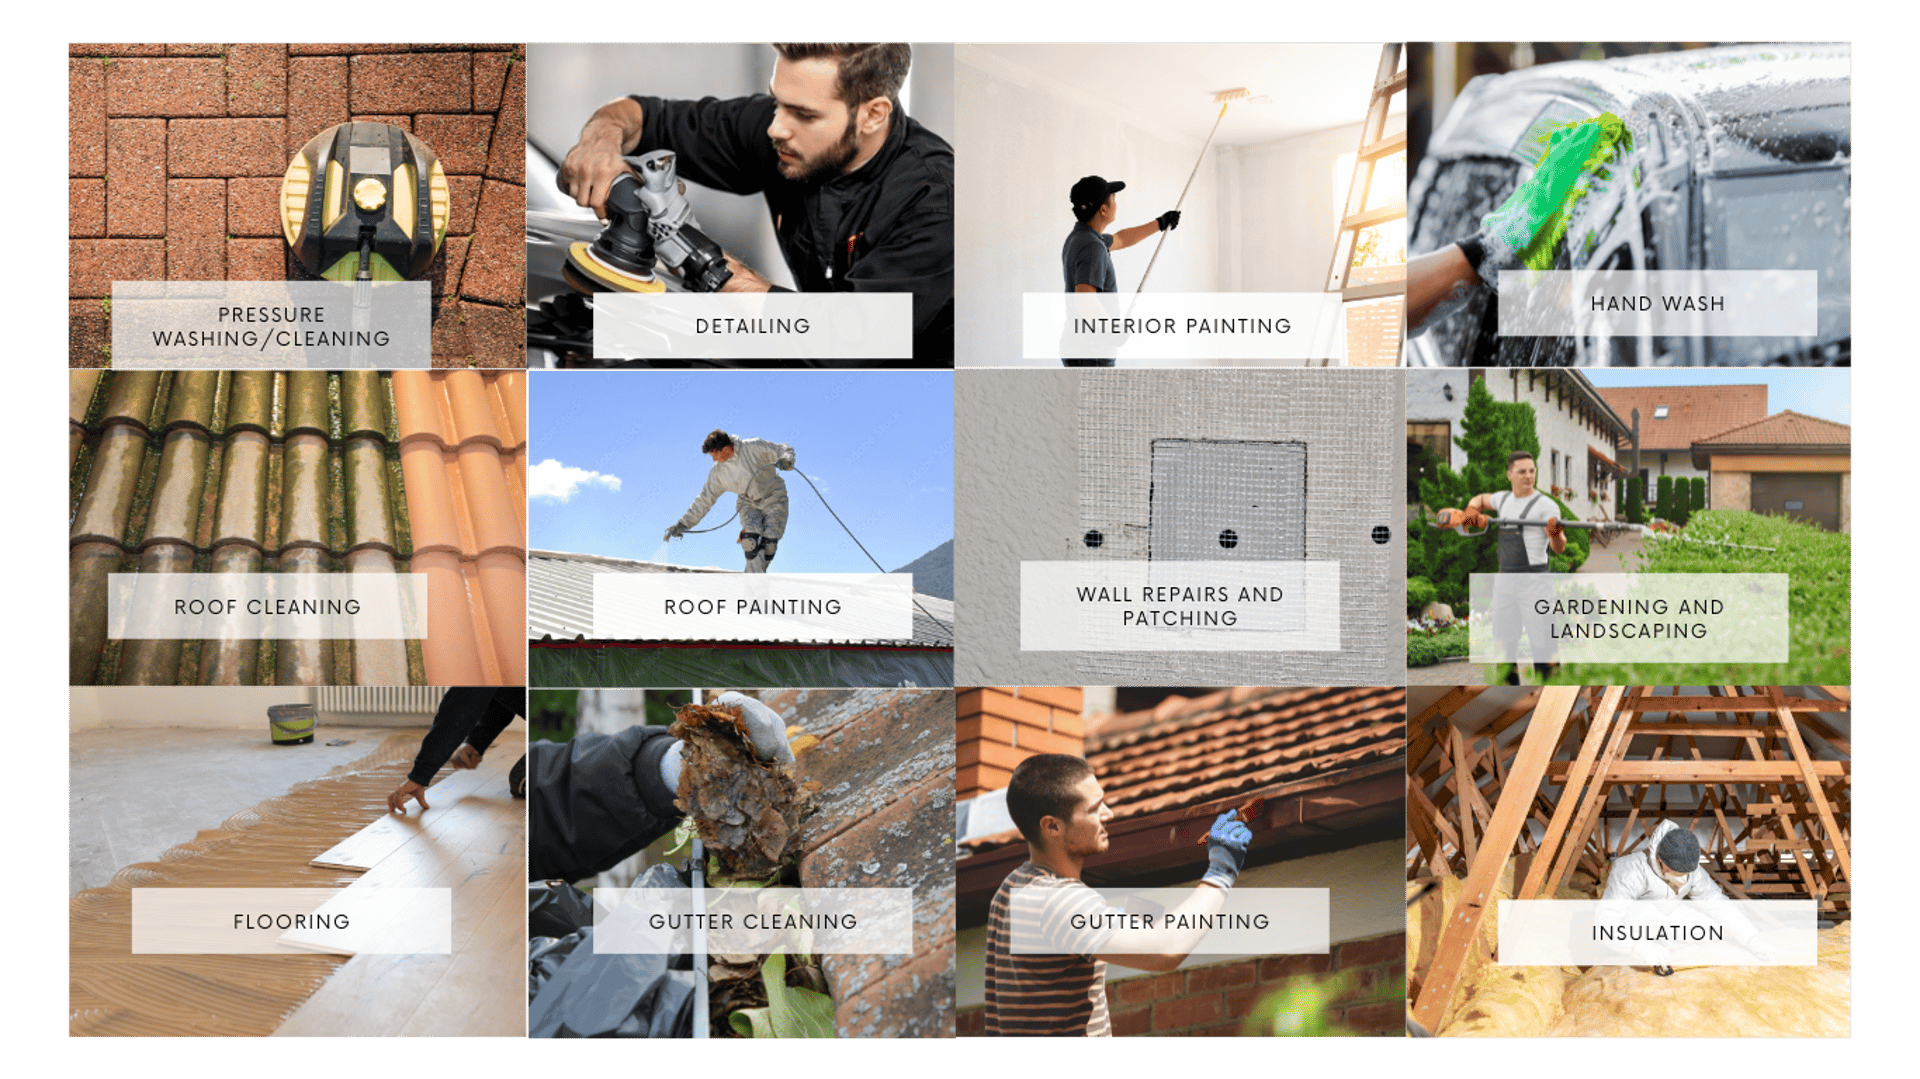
xmin=716 ymin=691 xmax=797 ymax=766
xmin=1444 ymin=509 xmax=1488 ymax=531
xmin=1545 ymin=517 xmax=1565 ymax=542
xmin=1629 ymin=940 xmax=1669 ymax=969
xmin=1199 ymin=811 xmax=1252 ymax=891
xmin=1157 ymin=209 xmax=1182 ymax=232
xmin=1472 ymin=113 xmax=1630 ymax=283
xmin=664 ymin=522 xmax=687 ymax=541
xmin=776 ymin=453 xmax=795 ymax=471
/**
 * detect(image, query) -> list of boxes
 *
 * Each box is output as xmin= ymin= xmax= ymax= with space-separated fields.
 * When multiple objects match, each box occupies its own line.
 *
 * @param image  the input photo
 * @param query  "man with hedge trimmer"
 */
xmin=1434 ymin=452 xmax=1778 ymax=683
xmin=1435 ymin=450 xmax=1562 ymax=684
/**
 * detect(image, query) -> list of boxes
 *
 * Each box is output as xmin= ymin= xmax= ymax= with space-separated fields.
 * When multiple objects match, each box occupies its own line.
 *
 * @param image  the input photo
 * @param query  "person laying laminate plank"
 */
xmin=388 ymin=688 xmax=529 ymax=814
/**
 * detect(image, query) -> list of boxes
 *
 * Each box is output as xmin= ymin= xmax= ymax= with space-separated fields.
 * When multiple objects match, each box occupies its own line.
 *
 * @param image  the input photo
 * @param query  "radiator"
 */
xmin=315 ymin=687 xmax=445 ymax=717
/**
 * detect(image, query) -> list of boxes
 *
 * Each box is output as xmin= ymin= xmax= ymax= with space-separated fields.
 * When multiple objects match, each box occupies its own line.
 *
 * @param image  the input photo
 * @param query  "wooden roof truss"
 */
xmin=1406 ymin=685 xmax=1850 ymax=1030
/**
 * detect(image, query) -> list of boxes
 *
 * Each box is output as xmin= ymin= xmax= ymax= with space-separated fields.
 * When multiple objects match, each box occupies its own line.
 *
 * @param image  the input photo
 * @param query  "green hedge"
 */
xmin=1408 ymin=623 xmax=1471 ymax=667
xmin=1407 ymin=576 xmax=1438 ymax=612
xmin=1554 ymin=509 xmax=1850 ymax=684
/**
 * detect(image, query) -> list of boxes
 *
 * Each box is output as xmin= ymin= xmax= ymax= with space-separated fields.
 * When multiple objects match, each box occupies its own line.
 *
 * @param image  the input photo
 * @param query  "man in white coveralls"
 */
xmin=664 ymin=428 xmax=796 ymax=572
xmin=1598 ymin=819 xmax=1775 ymax=974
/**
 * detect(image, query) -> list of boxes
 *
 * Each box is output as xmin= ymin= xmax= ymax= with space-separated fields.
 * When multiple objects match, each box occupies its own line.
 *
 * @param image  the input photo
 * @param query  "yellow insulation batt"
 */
xmin=1410 ymin=864 xmax=1851 ymax=1037
xmin=1407 ymin=862 xmax=1585 ymax=1036
xmin=1548 ymin=922 xmax=1851 ymax=1037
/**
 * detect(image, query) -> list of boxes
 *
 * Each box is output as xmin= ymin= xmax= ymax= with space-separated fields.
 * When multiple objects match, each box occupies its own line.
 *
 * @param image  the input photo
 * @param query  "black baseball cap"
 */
xmin=1071 ymin=175 xmax=1125 ymax=216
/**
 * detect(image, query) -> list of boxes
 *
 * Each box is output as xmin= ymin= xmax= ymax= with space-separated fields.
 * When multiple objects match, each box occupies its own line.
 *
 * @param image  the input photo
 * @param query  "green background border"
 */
xmin=22 ymin=0 xmax=1896 ymax=1059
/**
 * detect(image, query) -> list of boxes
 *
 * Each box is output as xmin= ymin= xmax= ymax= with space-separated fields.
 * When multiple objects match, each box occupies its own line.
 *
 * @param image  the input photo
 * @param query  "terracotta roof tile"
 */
xmin=961 ymin=687 xmax=1405 ymax=854
xmin=1694 ymin=409 xmax=1850 ymax=449
xmin=66 ymin=370 xmax=519 ymax=686
xmin=391 ymin=371 xmax=527 ymax=686
xmin=1596 ymin=385 xmax=1768 ymax=450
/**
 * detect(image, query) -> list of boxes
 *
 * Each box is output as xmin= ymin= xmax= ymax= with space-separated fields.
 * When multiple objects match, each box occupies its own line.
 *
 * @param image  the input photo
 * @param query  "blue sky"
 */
xmin=1582 ymin=369 xmax=1849 ymax=425
xmin=528 ymin=371 xmax=953 ymax=573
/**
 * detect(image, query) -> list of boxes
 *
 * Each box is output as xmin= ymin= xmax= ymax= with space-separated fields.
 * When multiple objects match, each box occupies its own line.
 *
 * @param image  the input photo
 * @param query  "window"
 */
xmin=1654 ymin=405 xmax=1669 ymax=419
xmin=1407 ymin=422 xmax=1452 ymax=468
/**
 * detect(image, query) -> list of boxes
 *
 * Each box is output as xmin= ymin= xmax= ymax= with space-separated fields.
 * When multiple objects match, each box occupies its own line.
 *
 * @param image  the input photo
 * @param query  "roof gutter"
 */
xmin=956 ymin=757 xmax=1405 ymax=920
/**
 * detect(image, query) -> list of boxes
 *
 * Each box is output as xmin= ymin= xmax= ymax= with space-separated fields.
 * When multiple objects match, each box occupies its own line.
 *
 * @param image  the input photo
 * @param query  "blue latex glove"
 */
xmin=1200 ymin=811 xmax=1253 ymax=891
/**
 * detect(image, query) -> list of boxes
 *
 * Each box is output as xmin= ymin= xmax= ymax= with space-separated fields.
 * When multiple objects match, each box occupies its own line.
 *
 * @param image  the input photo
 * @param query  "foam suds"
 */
xmin=71 ymin=733 xmax=425 ymax=1037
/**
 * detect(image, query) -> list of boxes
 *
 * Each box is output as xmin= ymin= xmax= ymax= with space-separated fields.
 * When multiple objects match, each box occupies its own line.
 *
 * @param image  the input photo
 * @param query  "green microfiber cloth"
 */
xmin=1480 ymin=112 xmax=1634 ymax=272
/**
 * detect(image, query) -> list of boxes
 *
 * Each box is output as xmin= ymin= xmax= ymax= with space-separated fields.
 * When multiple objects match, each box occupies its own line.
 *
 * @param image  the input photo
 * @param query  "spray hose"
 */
xmin=791 ymin=466 xmax=954 ymax=640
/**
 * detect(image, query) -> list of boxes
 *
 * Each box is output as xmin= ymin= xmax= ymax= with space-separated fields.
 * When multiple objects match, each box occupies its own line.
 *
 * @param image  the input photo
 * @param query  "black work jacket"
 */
xmin=528 ymin=726 xmax=682 ymax=882
xmin=632 ymin=93 xmax=955 ymax=361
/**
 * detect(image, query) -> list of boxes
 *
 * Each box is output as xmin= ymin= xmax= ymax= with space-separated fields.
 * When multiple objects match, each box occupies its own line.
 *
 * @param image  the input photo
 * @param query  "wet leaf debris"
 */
xmin=670 ymin=701 xmax=812 ymax=880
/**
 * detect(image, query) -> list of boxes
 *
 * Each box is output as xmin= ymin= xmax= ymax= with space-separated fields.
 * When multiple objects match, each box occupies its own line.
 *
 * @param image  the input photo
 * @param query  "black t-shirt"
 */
xmin=632 ymin=94 xmax=955 ymax=361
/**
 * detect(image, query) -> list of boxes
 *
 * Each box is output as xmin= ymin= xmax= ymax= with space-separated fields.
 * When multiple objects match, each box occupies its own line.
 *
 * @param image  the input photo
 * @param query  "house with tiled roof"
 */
xmin=1409 ymin=370 xmax=1632 ymax=520
xmin=526 ymin=549 xmax=954 ymax=687
xmin=1595 ymin=383 xmax=1768 ymax=508
xmin=1692 ymin=411 xmax=1851 ymax=532
xmin=954 ymin=686 xmax=1406 ymax=1037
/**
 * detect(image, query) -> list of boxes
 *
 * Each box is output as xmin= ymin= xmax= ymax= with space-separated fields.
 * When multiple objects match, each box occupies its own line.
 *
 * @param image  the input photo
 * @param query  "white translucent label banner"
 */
xmin=1021 ymin=561 xmax=1340 ymax=651
xmin=592 ymin=888 xmax=913 ymax=955
xmin=112 ymin=281 xmax=432 ymax=368
xmin=593 ymin=573 xmax=913 ymax=641
xmin=1468 ymin=573 xmax=1789 ymax=663
xmin=106 ymin=573 xmax=429 ymax=639
xmin=1022 ymin=292 xmax=1345 ymax=361
xmin=1496 ymin=899 xmax=1817 ymax=966
xmin=1496 ymin=270 xmax=1818 ymax=337
xmin=131 ymin=888 xmax=451 ymax=955
xmin=594 ymin=293 xmax=913 ymax=360
xmin=1007 ymin=887 xmax=1328 ymax=956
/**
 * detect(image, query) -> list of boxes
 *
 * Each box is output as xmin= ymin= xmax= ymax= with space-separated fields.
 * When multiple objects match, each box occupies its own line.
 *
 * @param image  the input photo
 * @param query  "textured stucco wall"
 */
xmin=954 ymin=370 xmax=1078 ymax=684
xmin=1077 ymin=369 xmax=1403 ymax=684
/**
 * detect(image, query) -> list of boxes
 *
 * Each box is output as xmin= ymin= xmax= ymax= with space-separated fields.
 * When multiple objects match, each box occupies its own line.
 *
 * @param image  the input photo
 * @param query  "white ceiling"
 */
xmin=965 ymin=43 xmax=1404 ymax=146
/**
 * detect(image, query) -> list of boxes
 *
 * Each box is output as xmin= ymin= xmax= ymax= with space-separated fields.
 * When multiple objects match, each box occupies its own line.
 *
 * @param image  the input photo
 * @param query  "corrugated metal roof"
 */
xmin=527 ymin=548 xmax=955 ymax=649
xmin=69 ymin=370 xmax=525 ymax=685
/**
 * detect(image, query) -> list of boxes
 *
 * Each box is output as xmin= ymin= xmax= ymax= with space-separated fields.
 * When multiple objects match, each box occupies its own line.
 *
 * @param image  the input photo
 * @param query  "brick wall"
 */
xmin=958 ymin=931 xmax=1405 ymax=1037
xmin=70 ymin=44 xmax=526 ymax=368
xmin=957 ymin=687 xmax=1084 ymax=799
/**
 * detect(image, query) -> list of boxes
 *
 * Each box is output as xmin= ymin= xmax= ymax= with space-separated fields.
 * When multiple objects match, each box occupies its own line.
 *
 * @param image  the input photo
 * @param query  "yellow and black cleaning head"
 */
xmin=281 ymin=122 xmax=450 ymax=282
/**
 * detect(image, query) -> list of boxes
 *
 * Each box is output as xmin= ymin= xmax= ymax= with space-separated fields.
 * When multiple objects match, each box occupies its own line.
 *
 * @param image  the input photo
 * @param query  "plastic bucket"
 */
xmin=268 ymin=703 xmax=317 ymax=746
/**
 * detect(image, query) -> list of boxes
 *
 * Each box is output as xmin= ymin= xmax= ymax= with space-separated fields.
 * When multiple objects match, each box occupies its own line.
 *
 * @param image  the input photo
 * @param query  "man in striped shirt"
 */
xmin=983 ymin=754 xmax=1252 ymax=1036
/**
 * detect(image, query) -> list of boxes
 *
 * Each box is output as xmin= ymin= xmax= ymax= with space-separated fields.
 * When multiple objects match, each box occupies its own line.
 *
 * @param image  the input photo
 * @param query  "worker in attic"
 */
xmin=1598 ymin=820 xmax=1775 ymax=975
xmin=664 ymin=429 xmax=797 ymax=573
xmin=982 ymin=754 xmax=1250 ymax=1036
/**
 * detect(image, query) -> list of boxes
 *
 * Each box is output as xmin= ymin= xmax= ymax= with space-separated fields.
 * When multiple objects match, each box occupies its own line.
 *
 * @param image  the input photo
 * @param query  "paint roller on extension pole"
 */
xmin=1132 ymin=88 xmax=1250 ymax=299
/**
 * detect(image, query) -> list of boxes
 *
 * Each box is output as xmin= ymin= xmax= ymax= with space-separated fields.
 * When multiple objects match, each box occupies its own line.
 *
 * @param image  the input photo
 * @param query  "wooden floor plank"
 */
xmin=272 ymin=733 xmax=525 ymax=1037
xmin=309 ymin=749 xmax=516 ymax=870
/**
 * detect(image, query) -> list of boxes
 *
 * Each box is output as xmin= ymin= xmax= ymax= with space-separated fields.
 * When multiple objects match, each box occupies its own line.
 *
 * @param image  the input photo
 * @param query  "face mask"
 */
xmin=1655 ymin=859 xmax=1691 ymax=890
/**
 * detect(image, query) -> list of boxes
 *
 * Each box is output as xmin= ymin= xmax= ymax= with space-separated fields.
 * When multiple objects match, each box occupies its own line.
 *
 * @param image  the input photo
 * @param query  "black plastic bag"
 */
xmin=529 ymin=881 xmax=596 ymax=939
xmin=528 ymin=864 xmax=697 ymax=1037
